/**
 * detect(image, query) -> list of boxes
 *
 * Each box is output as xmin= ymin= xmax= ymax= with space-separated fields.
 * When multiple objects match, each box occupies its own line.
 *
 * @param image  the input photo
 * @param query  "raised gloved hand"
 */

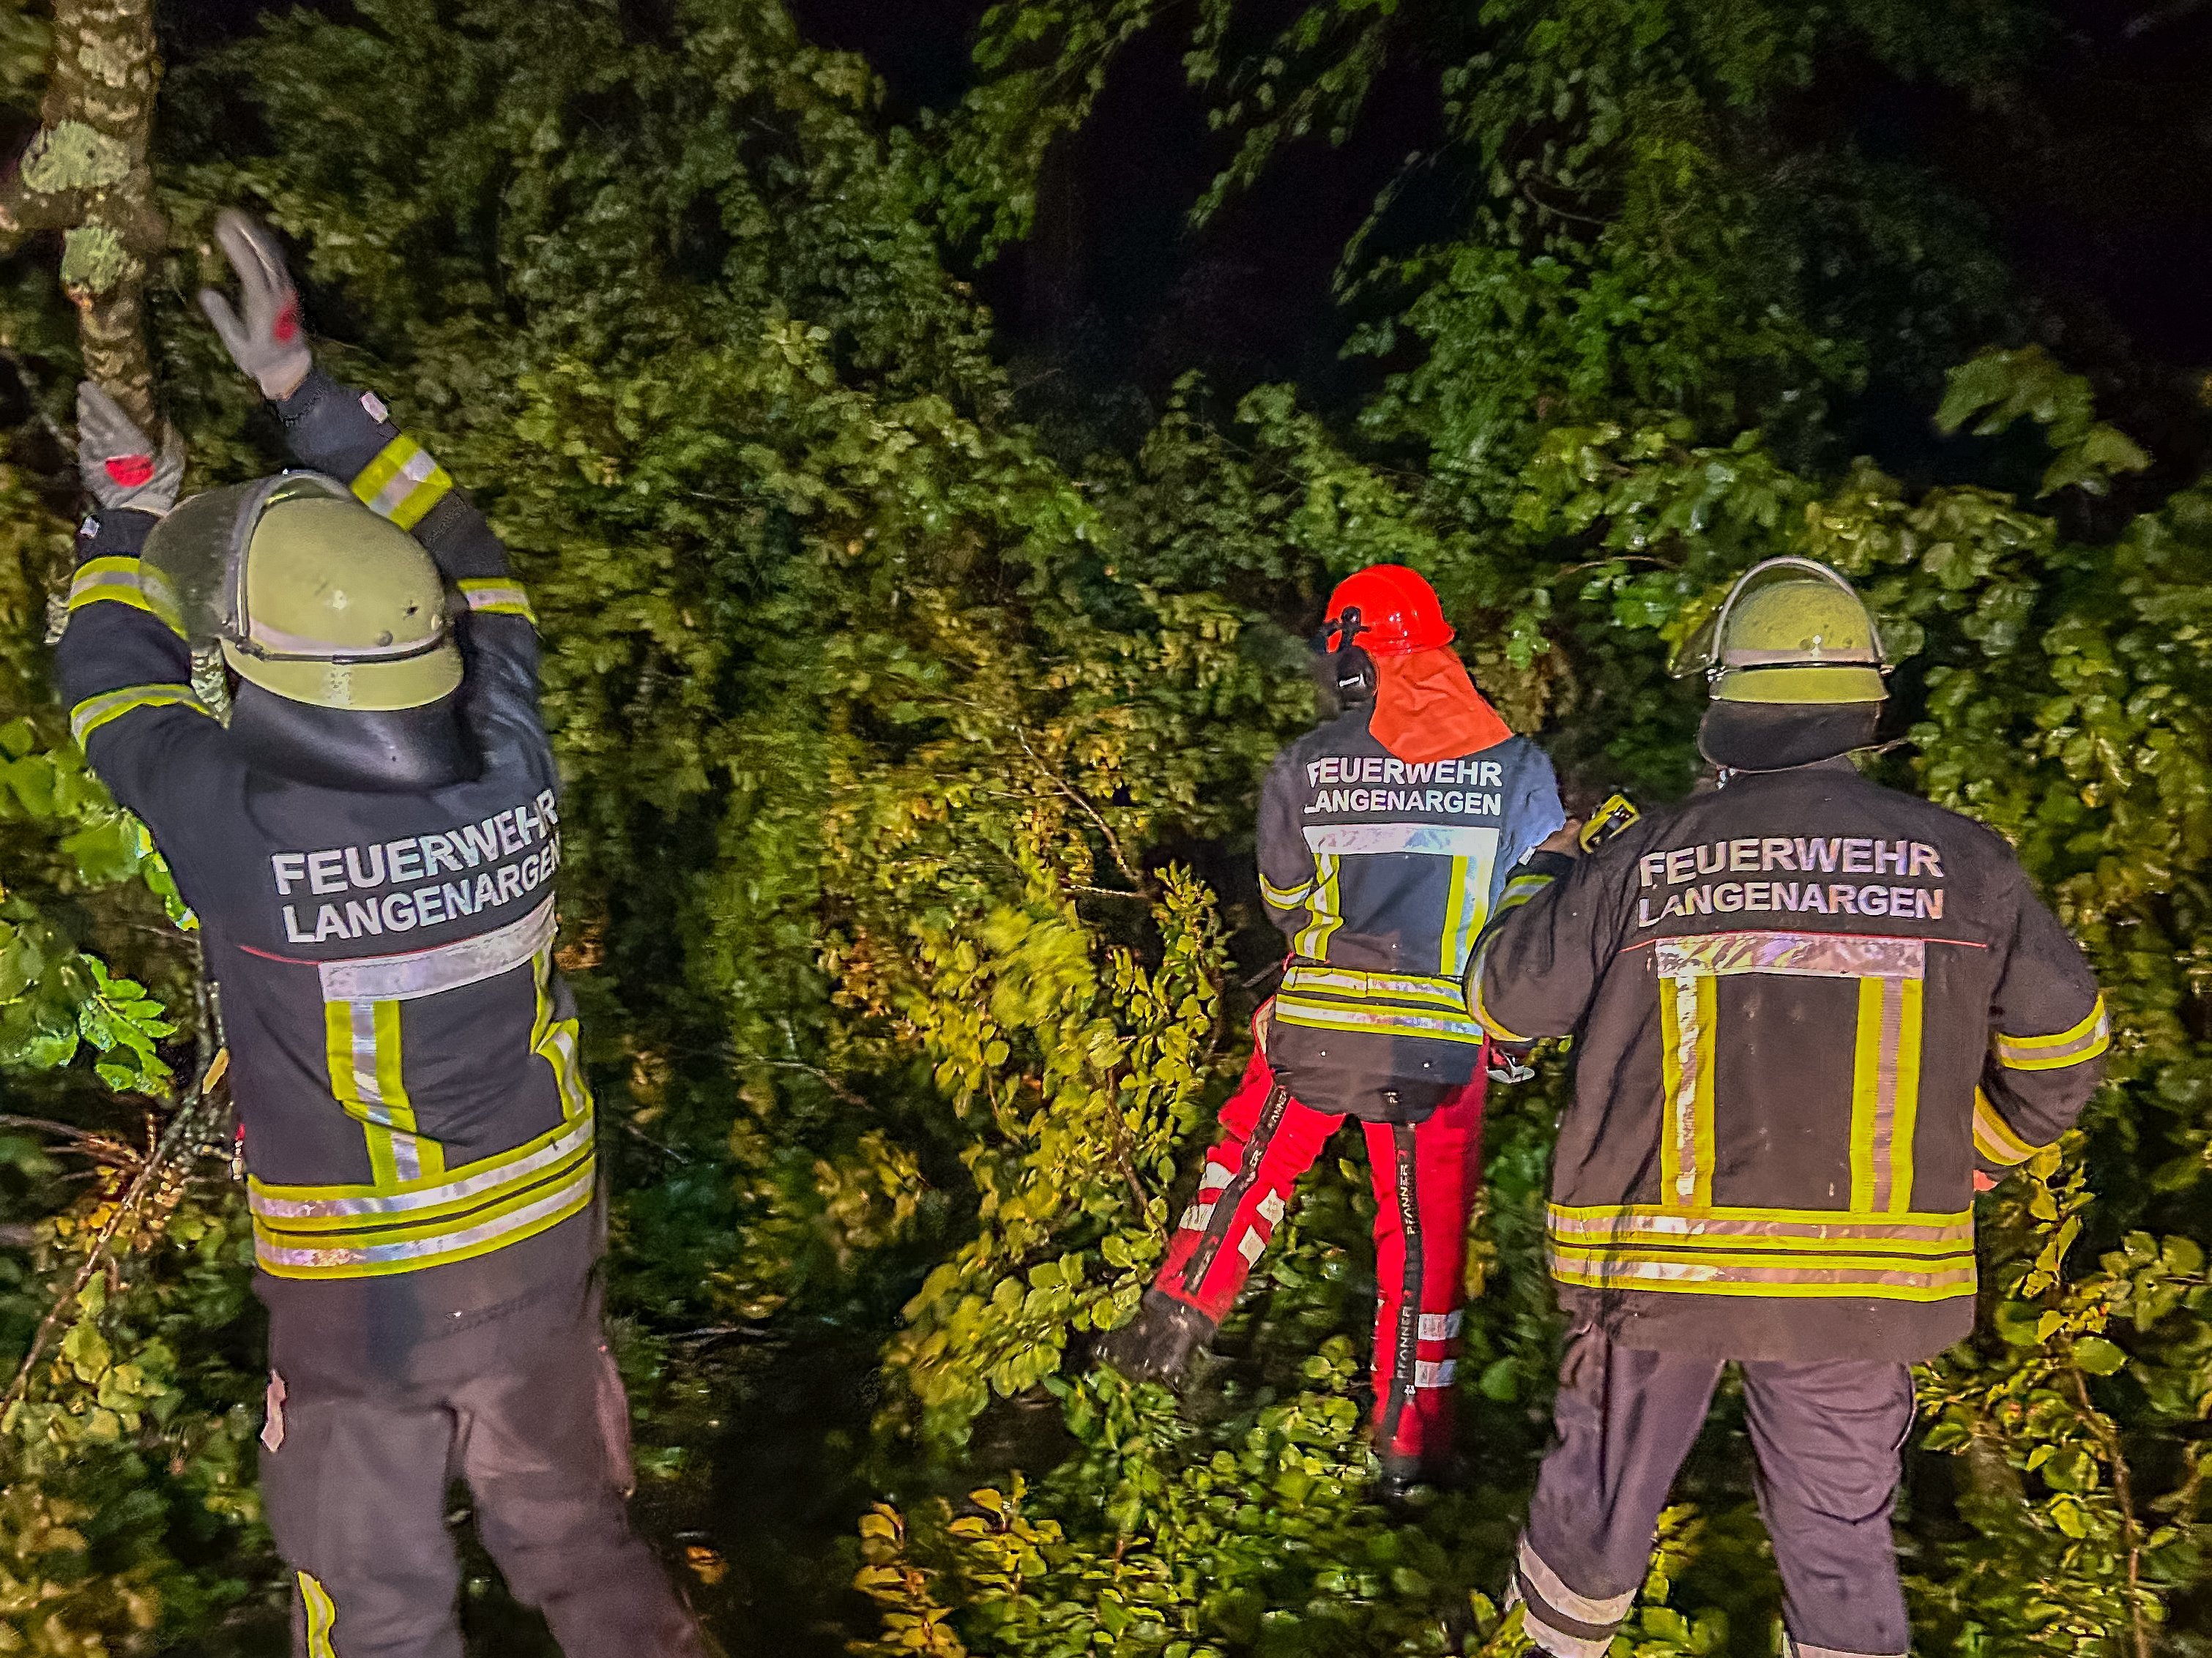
xmin=197 ymin=209 xmax=312 ymax=401
xmin=77 ymin=381 xmax=185 ymax=517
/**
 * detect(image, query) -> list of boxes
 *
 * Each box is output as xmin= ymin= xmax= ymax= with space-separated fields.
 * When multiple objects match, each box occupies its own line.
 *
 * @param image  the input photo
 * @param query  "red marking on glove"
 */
xmin=104 ymin=455 xmax=154 ymax=488
xmin=272 ymin=299 xmax=301 ymax=343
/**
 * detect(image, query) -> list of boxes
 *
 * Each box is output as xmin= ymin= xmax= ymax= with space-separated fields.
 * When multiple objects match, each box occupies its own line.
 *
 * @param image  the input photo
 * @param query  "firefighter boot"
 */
xmin=1095 ymin=1290 xmax=1218 ymax=1386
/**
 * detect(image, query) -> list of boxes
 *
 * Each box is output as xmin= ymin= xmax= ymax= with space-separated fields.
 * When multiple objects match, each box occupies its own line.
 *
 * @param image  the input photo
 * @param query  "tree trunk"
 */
xmin=2 ymin=0 xmax=165 ymax=428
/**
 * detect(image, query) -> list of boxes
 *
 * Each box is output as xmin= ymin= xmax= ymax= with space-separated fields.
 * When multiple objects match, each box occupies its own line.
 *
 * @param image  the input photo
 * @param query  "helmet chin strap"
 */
xmin=228 ymin=682 xmax=475 ymax=792
xmin=1333 ymin=641 xmax=1377 ymax=707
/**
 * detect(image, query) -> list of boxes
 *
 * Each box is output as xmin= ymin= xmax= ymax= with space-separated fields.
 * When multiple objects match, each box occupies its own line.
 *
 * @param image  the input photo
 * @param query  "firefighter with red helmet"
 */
xmin=1101 ymin=564 xmax=1563 ymax=1495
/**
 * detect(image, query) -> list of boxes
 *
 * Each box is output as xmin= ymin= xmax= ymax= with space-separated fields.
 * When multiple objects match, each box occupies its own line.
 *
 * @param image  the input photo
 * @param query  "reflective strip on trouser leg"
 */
xmin=1364 ymin=1078 xmax=1483 ymax=1463
xmin=1154 ymin=1074 xmax=1337 ymax=1323
xmin=1181 ymin=1078 xmax=1292 ymax=1295
xmin=1509 ymin=1533 xmax=1636 ymax=1658
xmin=1782 ymin=1640 xmax=1909 ymax=1658
xmin=1519 ymin=1329 xmax=1724 ymax=1657
xmin=1374 ymin=1121 xmax=1424 ymax=1456
xmin=297 ymin=1571 xmax=339 ymax=1658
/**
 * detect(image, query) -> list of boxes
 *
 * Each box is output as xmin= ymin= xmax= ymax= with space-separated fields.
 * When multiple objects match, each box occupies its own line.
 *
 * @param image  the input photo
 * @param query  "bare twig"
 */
xmin=1 ymin=1044 xmax=226 ymax=1416
xmin=2069 ymin=1365 xmax=2153 ymax=1658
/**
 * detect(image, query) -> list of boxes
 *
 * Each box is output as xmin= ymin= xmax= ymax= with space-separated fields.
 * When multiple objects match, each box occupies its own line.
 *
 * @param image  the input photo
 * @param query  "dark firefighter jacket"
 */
xmin=54 ymin=369 xmax=592 ymax=1367
xmin=1258 ymin=701 xmax=1563 ymax=1119
xmin=1467 ymin=760 xmax=2107 ymax=1363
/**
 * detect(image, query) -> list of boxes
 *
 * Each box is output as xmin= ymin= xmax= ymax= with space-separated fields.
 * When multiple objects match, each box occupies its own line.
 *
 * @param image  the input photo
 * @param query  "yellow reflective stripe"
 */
xmin=1552 ymin=1243 xmax=1972 ymax=1274
xmin=1994 ymin=997 xmax=2109 ymax=1071
xmin=351 ymin=433 xmax=453 ymax=530
xmin=532 ymin=949 xmax=592 ymax=1121
xmin=458 ymin=577 xmax=536 ymax=624
xmin=253 ymin=1157 xmax=594 ymax=1280
xmin=1280 ymin=966 xmax=1465 ymax=1006
xmin=1495 ymin=873 xmax=1553 ymax=911
xmin=1547 ymin=1198 xmax=1979 ymax=1302
xmin=1850 ymin=978 xmax=1883 ymax=1210
xmin=324 ymin=999 xmax=443 ymax=1188
xmin=299 ymin=1571 xmax=338 ymax=1658
xmin=256 ymin=1145 xmax=591 ymax=1253
xmin=1659 ymin=974 xmax=1717 ymax=1206
xmin=250 ymin=1109 xmax=594 ymax=1222
xmin=67 ymin=683 xmax=211 ymax=746
xmin=1259 ymin=872 xmax=1314 ymax=908
xmin=1466 ymin=941 xmax=1529 ymax=1042
xmin=1973 ymin=1087 xmax=2041 ymax=1166
xmin=1273 ymin=999 xmax=1489 ymax=1046
xmin=1292 ymin=855 xmax=1341 ymax=957
xmin=1552 ymin=1199 xmax=1973 ymax=1230
xmin=65 ymin=556 xmax=178 ymax=631
xmin=1439 ymin=843 xmax=1501 ymax=976
xmin=1548 ymin=1250 xmax=1975 ymax=1302
xmin=1549 ymin=1212 xmax=1973 ymax=1260
xmin=1438 ymin=853 xmax=1470 ymax=977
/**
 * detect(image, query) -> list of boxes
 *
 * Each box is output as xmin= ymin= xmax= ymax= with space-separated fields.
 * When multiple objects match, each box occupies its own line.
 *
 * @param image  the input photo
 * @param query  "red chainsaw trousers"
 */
xmin=1150 ymin=1046 xmax=1484 ymax=1465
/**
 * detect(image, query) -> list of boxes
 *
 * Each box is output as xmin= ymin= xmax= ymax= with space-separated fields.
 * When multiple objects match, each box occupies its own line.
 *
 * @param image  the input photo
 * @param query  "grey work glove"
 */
xmin=77 ymin=381 xmax=185 ymax=517
xmin=197 ymin=209 xmax=312 ymax=400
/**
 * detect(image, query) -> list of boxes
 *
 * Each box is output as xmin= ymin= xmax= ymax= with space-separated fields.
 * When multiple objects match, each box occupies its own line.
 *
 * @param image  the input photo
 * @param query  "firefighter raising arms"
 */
xmin=1101 ymin=565 xmax=1563 ymax=1498
xmin=59 ymin=215 xmax=707 ymax=1658
xmin=1467 ymin=560 xmax=2107 ymax=1658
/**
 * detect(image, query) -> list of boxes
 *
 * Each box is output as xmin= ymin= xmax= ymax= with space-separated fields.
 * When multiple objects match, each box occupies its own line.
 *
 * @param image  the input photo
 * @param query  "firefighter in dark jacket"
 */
xmin=57 ymin=212 xmax=706 ymax=1658
xmin=1467 ymin=558 xmax=2108 ymax=1658
xmin=1102 ymin=564 xmax=1564 ymax=1494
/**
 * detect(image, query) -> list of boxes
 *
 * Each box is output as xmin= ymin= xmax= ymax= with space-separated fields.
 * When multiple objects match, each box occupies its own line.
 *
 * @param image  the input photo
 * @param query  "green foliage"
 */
xmin=0 ymin=0 xmax=2204 ymax=1654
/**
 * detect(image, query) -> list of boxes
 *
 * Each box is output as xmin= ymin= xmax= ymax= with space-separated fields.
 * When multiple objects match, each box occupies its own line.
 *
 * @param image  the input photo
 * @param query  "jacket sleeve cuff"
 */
xmin=74 ymin=507 xmax=159 ymax=566
xmin=273 ymin=365 xmax=404 ymax=480
xmin=1519 ymin=848 xmax=1576 ymax=881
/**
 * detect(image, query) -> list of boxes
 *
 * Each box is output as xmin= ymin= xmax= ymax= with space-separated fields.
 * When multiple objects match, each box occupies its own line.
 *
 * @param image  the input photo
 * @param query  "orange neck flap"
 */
xmin=1368 ymin=647 xmax=1511 ymax=763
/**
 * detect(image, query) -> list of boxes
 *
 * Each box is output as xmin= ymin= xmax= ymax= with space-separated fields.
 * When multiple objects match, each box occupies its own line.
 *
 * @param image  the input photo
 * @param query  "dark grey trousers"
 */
xmin=1513 ymin=1323 xmax=1913 ymax=1658
xmin=260 ymin=1274 xmax=707 ymax=1658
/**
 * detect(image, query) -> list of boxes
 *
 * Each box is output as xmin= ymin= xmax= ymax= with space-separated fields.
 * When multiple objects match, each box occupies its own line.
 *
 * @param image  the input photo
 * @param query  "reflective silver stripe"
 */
xmin=1413 ymin=1359 xmax=1456 ymax=1387
xmin=69 ymin=683 xmax=212 ymax=745
xmin=340 ymin=1001 xmax=425 ymax=1181
xmin=1517 ymin=1536 xmax=1636 ymax=1626
xmin=1656 ymin=930 xmax=1924 ymax=981
xmin=1274 ymin=1000 xmax=1488 ymax=1044
xmin=1548 ymin=1206 xmax=1972 ymax=1249
xmin=1994 ymin=1001 xmax=2110 ymax=1070
xmin=1198 ymin=1164 xmax=1232 ymax=1192
xmin=1418 ymin=1311 xmax=1461 ymax=1340
xmin=459 ymin=579 xmax=535 ymax=622
xmin=249 ymin=610 xmax=440 ymax=659
xmin=1303 ymin=822 xmax=1500 ymax=857
xmin=1549 ymin=1252 xmax=1976 ymax=1293
xmin=1257 ymin=1190 xmax=1286 ymax=1225
xmin=66 ymin=556 xmax=168 ymax=622
xmin=318 ymin=897 xmax=554 ymax=1003
xmin=1973 ymin=1092 xmax=2040 ymax=1165
xmin=1667 ymin=966 xmax=1704 ymax=1201
xmin=351 ymin=433 xmax=454 ymax=530
xmin=1279 ymin=966 xmax=1464 ymax=1005
xmin=1178 ymin=1202 xmax=1214 ymax=1231
xmin=1519 ymin=1610 xmax=1612 ymax=1658
xmin=1784 ymin=1640 xmax=1907 ymax=1658
xmin=1237 ymin=1228 xmax=1266 ymax=1263
xmin=254 ymin=1158 xmax=593 ymax=1273
xmin=251 ymin=1110 xmax=595 ymax=1222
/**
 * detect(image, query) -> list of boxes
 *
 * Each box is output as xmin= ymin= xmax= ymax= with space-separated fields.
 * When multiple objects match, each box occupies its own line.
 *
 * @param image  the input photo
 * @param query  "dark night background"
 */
xmin=162 ymin=0 xmax=2212 ymax=471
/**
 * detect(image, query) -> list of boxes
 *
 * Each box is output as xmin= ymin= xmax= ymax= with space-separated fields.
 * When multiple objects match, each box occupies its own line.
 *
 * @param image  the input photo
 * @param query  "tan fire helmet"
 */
xmin=141 ymin=472 xmax=461 ymax=712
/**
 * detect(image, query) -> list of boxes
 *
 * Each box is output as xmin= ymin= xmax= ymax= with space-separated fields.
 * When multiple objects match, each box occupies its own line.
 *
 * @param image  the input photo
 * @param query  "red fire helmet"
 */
xmin=1321 ymin=564 xmax=1454 ymax=656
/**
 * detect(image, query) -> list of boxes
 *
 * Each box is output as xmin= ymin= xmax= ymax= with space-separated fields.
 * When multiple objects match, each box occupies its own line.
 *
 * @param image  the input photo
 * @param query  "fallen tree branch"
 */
xmin=1 ymin=1044 xmax=227 ymax=1417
